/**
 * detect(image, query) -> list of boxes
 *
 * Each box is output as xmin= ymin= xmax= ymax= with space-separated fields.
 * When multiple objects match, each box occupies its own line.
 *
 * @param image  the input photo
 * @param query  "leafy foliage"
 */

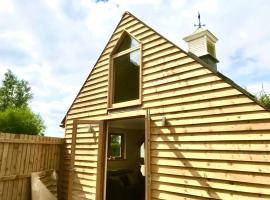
xmin=256 ymin=89 xmax=270 ymax=109
xmin=110 ymin=134 xmax=122 ymax=158
xmin=0 ymin=106 xmax=45 ymax=135
xmin=0 ymin=70 xmax=45 ymax=135
xmin=0 ymin=70 xmax=32 ymax=111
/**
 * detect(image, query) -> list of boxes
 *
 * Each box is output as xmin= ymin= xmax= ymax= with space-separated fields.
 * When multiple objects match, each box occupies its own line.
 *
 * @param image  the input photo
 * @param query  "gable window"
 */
xmin=109 ymin=32 xmax=141 ymax=108
xmin=108 ymin=133 xmax=124 ymax=160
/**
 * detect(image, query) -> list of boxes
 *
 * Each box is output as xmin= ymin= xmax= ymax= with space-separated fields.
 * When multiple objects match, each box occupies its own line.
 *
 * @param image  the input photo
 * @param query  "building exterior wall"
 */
xmin=63 ymin=12 xmax=270 ymax=199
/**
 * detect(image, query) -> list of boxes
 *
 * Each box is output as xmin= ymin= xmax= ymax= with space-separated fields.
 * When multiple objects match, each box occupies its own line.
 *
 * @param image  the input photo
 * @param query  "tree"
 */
xmin=0 ymin=70 xmax=45 ymax=135
xmin=257 ymin=91 xmax=270 ymax=109
xmin=0 ymin=70 xmax=32 ymax=111
xmin=0 ymin=106 xmax=45 ymax=135
xmin=256 ymin=86 xmax=270 ymax=109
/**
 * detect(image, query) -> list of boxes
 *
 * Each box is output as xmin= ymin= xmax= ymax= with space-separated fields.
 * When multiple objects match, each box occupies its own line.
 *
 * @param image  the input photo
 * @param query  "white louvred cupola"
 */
xmin=183 ymin=12 xmax=219 ymax=69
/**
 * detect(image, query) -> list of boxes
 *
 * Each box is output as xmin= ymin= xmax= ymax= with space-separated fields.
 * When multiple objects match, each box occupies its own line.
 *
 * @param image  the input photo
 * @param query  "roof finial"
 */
xmin=194 ymin=12 xmax=206 ymax=28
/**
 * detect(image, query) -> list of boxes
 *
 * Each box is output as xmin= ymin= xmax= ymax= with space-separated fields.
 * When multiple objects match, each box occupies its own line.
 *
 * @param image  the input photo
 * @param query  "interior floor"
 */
xmin=105 ymin=117 xmax=145 ymax=200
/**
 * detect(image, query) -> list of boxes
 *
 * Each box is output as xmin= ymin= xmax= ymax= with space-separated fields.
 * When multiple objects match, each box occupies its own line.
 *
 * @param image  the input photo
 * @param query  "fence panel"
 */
xmin=0 ymin=133 xmax=64 ymax=200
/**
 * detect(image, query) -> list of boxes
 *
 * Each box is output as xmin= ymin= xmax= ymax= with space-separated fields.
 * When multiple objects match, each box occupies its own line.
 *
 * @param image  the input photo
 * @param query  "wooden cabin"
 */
xmin=61 ymin=11 xmax=270 ymax=200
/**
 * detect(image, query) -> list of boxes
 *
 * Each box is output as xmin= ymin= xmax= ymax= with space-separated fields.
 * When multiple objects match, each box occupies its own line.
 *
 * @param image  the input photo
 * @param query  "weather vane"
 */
xmin=194 ymin=12 xmax=206 ymax=28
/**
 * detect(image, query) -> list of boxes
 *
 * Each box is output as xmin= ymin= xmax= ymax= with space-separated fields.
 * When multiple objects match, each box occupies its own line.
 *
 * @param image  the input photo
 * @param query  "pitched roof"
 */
xmin=60 ymin=11 xmax=269 ymax=127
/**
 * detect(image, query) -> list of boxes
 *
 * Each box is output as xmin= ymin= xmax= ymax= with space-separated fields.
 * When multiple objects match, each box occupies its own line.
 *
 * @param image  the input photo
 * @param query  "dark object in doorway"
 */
xmin=106 ymin=169 xmax=144 ymax=200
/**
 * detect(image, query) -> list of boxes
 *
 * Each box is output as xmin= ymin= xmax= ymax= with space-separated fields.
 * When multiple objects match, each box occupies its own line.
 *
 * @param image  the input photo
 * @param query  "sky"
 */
xmin=0 ymin=0 xmax=270 ymax=137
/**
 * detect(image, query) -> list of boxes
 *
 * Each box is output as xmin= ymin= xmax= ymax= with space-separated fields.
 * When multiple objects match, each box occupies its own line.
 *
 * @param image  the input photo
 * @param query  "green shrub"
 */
xmin=256 ymin=88 xmax=270 ymax=109
xmin=0 ymin=106 xmax=45 ymax=135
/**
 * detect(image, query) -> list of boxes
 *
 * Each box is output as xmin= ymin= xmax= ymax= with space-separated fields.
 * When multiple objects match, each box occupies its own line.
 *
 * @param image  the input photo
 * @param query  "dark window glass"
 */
xmin=113 ymin=50 xmax=140 ymax=103
xmin=116 ymin=35 xmax=139 ymax=52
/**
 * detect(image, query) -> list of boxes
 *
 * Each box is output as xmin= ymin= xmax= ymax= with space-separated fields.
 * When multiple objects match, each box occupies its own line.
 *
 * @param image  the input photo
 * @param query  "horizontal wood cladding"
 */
xmin=151 ymin=129 xmax=270 ymax=141
xmin=151 ymin=140 xmax=270 ymax=152
xmin=63 ymin=13 xmax=270 ymax=200
xmin=151 ymin=121 xmax=270 ymax=134
xmin=152 ymin=165 xmax=270 ymax=185
xmin=152 ymin=156 xmax=270 ymax=176
xmin=152 ymin=112 xmax=270 ymax=126
xmin=150 ymin=103 xmax=263 ymax=119
xmin=143 ymin=65 xmax=210 ymax=85
xmin=69 ymin=123 xmax=100 ymax=200
xmin=143 ymin=81 xmax=231 ymax=101
xmin=143 ymin=75 xmax=221 ymax=95
xmin=152 ymin=178 xmax=270 ymax=198
xmin=151 ymin=149 xmax=270 ymax=162
xmin=143 ymin=46 xmax=179 ymax=63
xmin=152 ymin=181 xmax=270 ymax=200
xmin=152 ymin=189 xmax=209 ymax=200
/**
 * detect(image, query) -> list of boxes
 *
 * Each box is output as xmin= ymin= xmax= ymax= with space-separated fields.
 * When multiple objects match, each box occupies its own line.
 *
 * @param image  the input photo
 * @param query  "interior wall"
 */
xmin=107 ymin=127 xmax=144 ymax=172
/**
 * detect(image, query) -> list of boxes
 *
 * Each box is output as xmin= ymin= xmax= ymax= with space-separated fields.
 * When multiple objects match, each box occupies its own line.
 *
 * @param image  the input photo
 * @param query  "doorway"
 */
xmin=105 ymin=117 xmax=145 ymax=200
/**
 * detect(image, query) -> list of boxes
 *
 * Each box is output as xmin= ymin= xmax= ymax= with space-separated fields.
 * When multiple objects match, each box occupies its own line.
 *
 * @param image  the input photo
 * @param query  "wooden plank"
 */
xmin=80 ymin=82 xmax=108 ymax=95
xmin=152 ymin=157 xmax=270 ymax=173
xmin=10 ymin=134 xmax=21 ymax=200
xmin=67 ymin=109 xmax=107 ymax=120
xmin=67 ymin=119 xmax=77 ymax=200
xmin=17 ymin=134 xmax=27 ymax=200
xmin=72 ymin=98 xmax=107 ymax=110
xmin=151 ymin=140 xmax=270 ymax=151
xmin=151 ymin=131 xmax=270 ymax=142
xmin=152 ymin=173 xmax=270 ymax=195
xmin=96 ymin=121 xmax=105 ymax=200
xmin=4 ymin=134 xmax=14 ymax=200
xmin=73 ymin=179 xmax=96 ymax=190
xmin=142 ymin=58 xmax=198 ymax=77
xmin=83 ymin=75 xmax=108 ymax=89
xmin=139 ymin=32 xmax=160 ymax=43
xmin=144 ymin=90 xmax=245 ymax=110
xmin=151 ymin=149 xmax=270 ymax=162
xmin=152 ymin=189 xmax=206 ymax=200
xmin=152 ymin=181 xmax=270 ymax=200
xmin=143 ymin=81 xmax=230 ymax=101
xmin=131 ymin=26 xmax=150 ymax=37
xmin=145 ymin=110 xmax=151 ymax=200
xmin=143 ymin=47 xmax=179 ymax=63
xmin=74 ymin=93 xmax=108 ymax=105
xmin=150 ymin=103 xmax=263 ymax=119
xmin=143 ymin=38 xmax=167 ymax=50
xmin=144 ymin=52 xmax=187 ymax=69
xmin=74 ymin=161 xmax=98 ymax=168
xmin=143 ymin=43 xmax=173 ymax=57
xmin=0 ymin=138 xmax=64 ymax=144
xmin=78 ymin=88 xmax=107 ymax=100
xmin=151 ymin=121 xmax=270 ymax=134
xmin=143 ymin=74 xmax=221 ymax=95
xmin=152 ymin=165 xmax=270 ymax=185
xmin=113 ymin=18 xmax=141 ymax=35
xmin=0 ymin=133 xmax=6 ymax=199
xmin=152 ymin=112 xmax=270 ymax=126
xmin=68 ymin=104 xmax=107 ymax=115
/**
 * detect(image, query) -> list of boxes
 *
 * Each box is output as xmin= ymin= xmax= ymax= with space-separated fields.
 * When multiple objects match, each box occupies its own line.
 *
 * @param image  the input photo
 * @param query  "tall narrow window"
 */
xmin=111 ymin=33 xmax=140 ymax=106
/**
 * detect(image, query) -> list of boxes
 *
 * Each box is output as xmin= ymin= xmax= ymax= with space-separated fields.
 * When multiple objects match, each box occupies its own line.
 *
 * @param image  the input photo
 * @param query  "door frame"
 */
xmin=99 ymin=111 xmax=151 ymax=200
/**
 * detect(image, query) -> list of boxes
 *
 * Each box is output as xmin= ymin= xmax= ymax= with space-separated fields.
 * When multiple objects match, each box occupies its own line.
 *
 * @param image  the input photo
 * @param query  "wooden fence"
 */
xmin=0 ymin=132 xmax=64 ymax=200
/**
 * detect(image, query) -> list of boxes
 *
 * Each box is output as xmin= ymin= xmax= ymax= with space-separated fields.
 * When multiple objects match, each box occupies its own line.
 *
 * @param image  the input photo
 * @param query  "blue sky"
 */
xmin=0 ymin=0 xmax=270 ymax=137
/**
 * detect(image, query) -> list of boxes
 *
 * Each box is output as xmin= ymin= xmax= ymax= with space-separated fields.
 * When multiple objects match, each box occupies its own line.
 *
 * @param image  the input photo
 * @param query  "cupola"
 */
xmin=183 ymin=13 xmax=218 ymax=69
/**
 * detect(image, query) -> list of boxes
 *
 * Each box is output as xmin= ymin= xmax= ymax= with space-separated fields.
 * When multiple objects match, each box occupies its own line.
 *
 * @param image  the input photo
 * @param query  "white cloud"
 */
xmin=0 ymin=0 xmax=270 ymax=137
xmin=0 ymin=0 xmax=14 ymax=14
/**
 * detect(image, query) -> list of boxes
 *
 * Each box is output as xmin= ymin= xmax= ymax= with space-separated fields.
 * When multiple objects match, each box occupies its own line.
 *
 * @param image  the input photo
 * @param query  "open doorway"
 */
xmin=105 ymin=117 xmax=145 ymax=200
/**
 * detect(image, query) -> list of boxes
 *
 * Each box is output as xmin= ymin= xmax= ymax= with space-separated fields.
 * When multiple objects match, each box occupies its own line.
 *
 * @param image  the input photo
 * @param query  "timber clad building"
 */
xmin=61 ymin=12 xmax=270 ymax=200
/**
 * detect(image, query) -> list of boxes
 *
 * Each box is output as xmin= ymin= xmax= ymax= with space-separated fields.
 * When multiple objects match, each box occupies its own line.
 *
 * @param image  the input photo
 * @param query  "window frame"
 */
xmin=108 ymin=31 xmax=142 ymax=110
xmin=107 ymin=133 xmax=125 ymax=160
